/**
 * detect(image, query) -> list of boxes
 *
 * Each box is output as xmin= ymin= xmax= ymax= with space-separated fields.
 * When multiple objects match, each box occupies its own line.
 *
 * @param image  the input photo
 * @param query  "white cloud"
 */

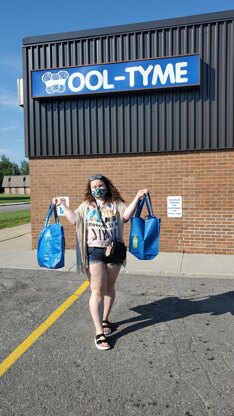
xmin=1 ymin=120 xmax=20 ymax=132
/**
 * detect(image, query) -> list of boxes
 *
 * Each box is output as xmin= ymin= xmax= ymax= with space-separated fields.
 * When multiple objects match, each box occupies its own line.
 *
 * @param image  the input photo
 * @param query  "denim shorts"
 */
xmin=87 ymin=246 xmax=123 ymax=266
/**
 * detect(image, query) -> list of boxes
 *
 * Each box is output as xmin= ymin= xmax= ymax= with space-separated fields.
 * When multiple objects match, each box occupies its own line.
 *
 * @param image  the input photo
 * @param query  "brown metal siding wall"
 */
xmin=23 ymin=13 xmax=234 ymax=157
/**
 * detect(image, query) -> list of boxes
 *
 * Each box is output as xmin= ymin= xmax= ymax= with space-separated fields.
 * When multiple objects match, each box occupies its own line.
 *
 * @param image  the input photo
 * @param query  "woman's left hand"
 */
xmin=123 ymin=188 xmax=149 ymax=222
xmin=136 ymin=189 xmax=149 ymax=200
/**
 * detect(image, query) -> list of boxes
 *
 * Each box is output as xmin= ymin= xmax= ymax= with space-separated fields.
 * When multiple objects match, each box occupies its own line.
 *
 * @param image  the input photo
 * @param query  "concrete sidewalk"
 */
xmin=0 ymin=223 xmax=234 ymax=278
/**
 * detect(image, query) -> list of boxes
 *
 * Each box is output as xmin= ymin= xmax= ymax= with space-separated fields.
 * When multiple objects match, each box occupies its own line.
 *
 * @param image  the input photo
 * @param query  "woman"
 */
xmin=53 ymin=174 xmax=148 ymax=351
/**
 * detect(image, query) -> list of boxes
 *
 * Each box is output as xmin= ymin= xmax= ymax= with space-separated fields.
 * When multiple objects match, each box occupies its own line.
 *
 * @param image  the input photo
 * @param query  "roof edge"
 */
xmin=23 ymin=9 xmax=234 ymax=46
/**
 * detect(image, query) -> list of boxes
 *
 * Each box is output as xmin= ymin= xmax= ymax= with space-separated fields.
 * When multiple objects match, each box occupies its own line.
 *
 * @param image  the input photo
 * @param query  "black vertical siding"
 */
xmin=23 ymin=10 xmax=234 ymax=157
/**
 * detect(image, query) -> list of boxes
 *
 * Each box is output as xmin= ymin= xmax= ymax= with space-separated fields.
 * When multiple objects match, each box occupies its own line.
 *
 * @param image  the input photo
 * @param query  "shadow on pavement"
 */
xmin=111 ymin=291 xmax=234 ymax=346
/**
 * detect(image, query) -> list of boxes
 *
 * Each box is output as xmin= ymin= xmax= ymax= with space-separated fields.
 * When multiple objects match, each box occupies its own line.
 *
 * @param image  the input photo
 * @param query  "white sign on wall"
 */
xmin=167 ymin=196 xmax=182 ymax=218
xmin=57 ymin=196 xmax=69 ymax=216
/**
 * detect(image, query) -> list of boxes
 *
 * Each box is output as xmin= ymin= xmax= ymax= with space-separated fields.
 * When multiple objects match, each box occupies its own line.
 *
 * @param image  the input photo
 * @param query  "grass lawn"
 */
xmin=0 ymin=194 xmax=30 ymax=205
xmin=0 ymin=210 xmax=31 ymax=229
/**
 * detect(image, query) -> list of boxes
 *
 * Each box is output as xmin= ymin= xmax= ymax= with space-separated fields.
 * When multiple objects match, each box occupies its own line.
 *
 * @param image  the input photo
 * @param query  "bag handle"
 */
xmin=135 ymin=196 xmax=145 ymax=217
xmin=146 ymin=192 xmax=155 ymax=217
xmin=45 ymin=203 xmax=60 ymax=227
xmin=135 ymin=192 xmax=155 ymax=218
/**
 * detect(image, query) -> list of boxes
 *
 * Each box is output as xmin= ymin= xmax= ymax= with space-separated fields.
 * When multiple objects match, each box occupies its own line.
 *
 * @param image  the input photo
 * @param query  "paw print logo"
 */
xmin=42 ymin=71 xmax=69 ymax=94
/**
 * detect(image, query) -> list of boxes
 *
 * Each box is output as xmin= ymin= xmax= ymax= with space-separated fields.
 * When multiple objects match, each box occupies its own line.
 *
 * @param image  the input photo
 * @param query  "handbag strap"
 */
xmin=45 ymin=203 xmax=60 ymax=227
xmin=135 ymin=192 xmax=155 ymax=218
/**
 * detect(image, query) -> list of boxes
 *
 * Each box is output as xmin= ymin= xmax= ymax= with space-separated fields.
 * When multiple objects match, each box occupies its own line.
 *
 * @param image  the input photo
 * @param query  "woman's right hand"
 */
xmin=52 ymin=197 xmax=76 ymax=225
xmin=52 ymin=197 xmax=66 ymax=206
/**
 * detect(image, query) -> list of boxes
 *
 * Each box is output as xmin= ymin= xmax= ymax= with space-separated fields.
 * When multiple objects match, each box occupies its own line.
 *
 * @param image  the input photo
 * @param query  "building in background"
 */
xmin=21 ymin=10 xmax=234 ymax=253
xmin=2 ymin=176 xmax=30 ymax=195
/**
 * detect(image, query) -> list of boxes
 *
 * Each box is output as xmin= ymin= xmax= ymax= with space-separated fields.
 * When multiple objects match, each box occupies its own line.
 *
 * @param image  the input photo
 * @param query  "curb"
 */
xmin=0 ymin=202 xmax=30 ymax=206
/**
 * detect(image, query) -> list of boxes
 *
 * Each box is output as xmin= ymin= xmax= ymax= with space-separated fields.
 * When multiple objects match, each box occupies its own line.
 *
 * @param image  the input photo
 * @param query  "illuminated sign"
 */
xmin=31 ymin=54 xmax=200 ymax=98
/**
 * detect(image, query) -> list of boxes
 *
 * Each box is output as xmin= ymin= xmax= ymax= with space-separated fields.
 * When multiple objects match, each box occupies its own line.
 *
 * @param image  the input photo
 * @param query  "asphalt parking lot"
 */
xmin=0 ymin=269 xmax=234 ymax=416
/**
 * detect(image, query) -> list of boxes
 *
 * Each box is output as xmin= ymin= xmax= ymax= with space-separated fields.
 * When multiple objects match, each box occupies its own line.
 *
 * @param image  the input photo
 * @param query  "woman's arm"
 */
xmin=52 ymin=197 xmax=77 ymax=225
xmin=123 ymin=189 xmax=148 ymax=222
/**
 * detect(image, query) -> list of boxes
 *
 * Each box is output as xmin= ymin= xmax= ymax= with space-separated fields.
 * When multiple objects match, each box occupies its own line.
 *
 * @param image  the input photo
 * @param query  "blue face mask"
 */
xmin=91 ymin=187 xmax=107 ymax=198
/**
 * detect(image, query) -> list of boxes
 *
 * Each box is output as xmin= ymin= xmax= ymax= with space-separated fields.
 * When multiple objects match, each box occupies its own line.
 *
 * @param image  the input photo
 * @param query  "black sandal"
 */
xmin=102 ymin=320 xmax=112 ymax=335
xmin=95 ymin=333 xmax=110 ymax=351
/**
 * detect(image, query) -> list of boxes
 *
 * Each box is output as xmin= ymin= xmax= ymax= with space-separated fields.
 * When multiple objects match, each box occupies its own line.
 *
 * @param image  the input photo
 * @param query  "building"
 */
xmin=2 ymin=176 xmax=30 ymax=195
xmin=21 ymin=10 xmax=234 ymax=253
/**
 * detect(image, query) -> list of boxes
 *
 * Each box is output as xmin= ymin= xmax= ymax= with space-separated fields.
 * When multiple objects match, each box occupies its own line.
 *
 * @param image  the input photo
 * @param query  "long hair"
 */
xmin=84 ymin=175 xmax=125 ymax=204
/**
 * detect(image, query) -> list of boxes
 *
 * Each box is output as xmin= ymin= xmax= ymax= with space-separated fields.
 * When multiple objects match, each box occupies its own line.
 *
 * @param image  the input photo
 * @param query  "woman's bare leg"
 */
xmin=87 ymin=262 xmax=110 ymax=348
xmin=103 ymin=264 xmax=121 ymax=322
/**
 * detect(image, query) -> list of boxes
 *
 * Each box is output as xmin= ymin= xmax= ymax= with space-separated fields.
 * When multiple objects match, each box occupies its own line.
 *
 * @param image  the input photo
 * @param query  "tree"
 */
xmin=0 ymin=154 xmax=20 ymax=175
xmin=19 ymin=160 xmax=29 ymax=175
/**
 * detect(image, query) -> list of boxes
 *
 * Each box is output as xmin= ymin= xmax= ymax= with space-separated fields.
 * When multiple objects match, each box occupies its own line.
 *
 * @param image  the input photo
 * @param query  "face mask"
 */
xmin=91 ymin=187 xmax=107 ymax=198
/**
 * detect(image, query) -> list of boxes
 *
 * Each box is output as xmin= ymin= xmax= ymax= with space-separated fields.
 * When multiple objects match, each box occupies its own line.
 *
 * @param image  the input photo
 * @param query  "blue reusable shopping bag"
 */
xmin=129 ymin=193 xmax=161 ymax=260
xmin=37 ymin=203 xmax=65 ymax=269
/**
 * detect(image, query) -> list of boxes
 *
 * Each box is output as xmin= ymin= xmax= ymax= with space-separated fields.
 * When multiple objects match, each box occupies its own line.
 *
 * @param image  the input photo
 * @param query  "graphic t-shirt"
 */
xmin=86 ymin=202 xmax=118 ymax=247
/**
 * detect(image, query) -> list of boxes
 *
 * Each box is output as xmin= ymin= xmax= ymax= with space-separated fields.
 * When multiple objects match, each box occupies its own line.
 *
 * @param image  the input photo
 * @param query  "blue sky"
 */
xmin=0 ymin=0 xmax=233 ymax=165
